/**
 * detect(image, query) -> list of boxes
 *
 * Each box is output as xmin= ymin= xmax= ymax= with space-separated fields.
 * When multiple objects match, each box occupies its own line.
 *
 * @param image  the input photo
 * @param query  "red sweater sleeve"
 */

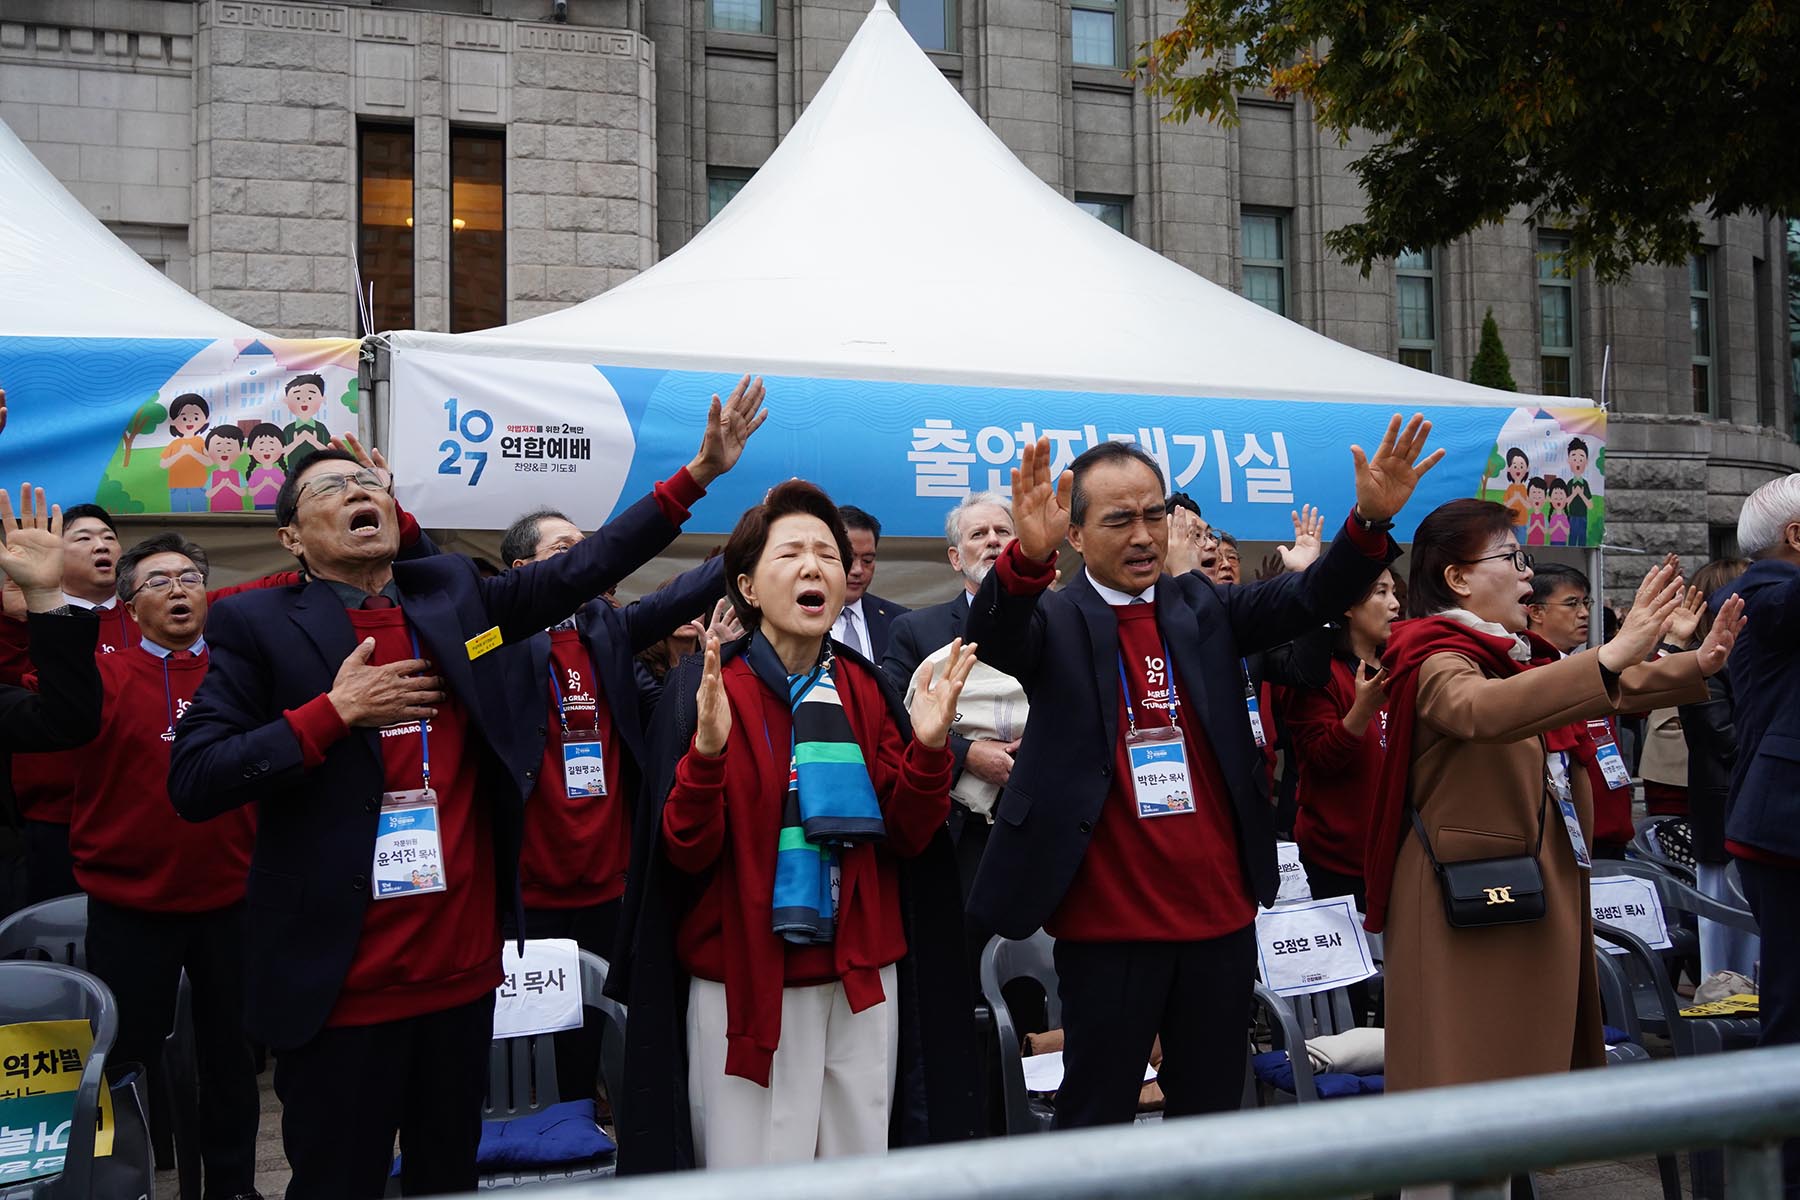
xmin=1339 ymin=514 xmax=1390 ymax=558
xmin=283 ymin=694 xmax=350 ymax=768
xmin=0 ymin=610 xmax=29 ymax=687
xmin=994 ymin=539 xmax=1057 ymax=596
xmin=207 ymin=571 xmax=303 ymax=602
xmin=1281 ymin=681 xmax=1365 ymax=773
xmin=663 ymin=746 xmax=729 ymax=873
xmin=653 ymin=466 xmax=705 ymax=526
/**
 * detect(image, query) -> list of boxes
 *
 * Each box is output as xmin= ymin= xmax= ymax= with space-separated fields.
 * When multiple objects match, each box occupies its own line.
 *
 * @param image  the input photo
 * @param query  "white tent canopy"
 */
xmin=0 ymin=119 xmax=257 ymax=340
xmin=388 ymin=1 xmax=1551 ymax=409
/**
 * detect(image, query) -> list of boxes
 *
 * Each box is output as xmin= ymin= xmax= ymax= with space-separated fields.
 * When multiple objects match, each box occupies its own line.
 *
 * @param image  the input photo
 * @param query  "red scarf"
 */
xmin=1362 ymin=616 xmax=1593 ymax=933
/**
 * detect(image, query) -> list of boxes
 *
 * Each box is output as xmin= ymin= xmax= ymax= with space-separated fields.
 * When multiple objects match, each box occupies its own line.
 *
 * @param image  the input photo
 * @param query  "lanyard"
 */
xmin=406 ymin=628 xmax=432 ymax=793
xmin=1239 ymin=657 xmax=1256 ymax=699
xmin=1117 ymin=636 xmax=1180 ymax=735
xmin=546 ymin=656 xmax=600 ymax=737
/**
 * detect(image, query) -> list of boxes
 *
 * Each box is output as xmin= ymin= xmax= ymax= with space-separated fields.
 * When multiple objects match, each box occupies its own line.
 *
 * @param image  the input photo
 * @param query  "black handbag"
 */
xmin=1408 ymin=790 xmax=1549 ymax=928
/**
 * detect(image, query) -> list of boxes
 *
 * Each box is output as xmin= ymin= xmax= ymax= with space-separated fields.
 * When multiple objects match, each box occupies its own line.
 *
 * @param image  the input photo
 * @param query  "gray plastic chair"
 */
xmin=1628 ymin=816 xmax=1698 ymax=886
xmin=476 ymin=949 xmax=626 ymax=1187
xmin=0 ymin=894 xmax=201 ymax=1200
xmin=977 ymin=931 xmax=1062 ymax=1135
xmin=0 ymin=961 xmax=133 ymax=1200
xmin=1591 ymin=932 xmax=1681 ymax=1200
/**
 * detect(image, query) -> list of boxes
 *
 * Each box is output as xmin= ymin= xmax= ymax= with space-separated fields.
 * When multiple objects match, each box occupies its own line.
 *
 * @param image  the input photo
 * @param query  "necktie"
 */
xmin=844 ymin=607 xmax=867 ymax=657
xmin=1130 ymin=596 xmax=1148 ymax=605
xmin=168 ymin=648 xmax=195 ymax=661
xmin=361 ymin=594 xmax=395 ymax=610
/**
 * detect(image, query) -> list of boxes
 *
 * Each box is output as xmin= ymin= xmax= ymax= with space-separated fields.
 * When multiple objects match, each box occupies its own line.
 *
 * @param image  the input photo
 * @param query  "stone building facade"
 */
xmin=1 ymin=0 xmax=1794 ymax=583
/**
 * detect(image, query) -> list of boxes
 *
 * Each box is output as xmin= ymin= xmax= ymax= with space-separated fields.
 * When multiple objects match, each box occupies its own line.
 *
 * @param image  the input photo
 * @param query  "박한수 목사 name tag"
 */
xmin=1126 ymin=726 xmax=1194 ymax=819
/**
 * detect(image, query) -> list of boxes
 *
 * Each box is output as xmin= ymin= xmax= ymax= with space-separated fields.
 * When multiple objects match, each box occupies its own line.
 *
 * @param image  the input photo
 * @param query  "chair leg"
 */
xmin=1656 ymin=1153 xmax=1682 ymax=1200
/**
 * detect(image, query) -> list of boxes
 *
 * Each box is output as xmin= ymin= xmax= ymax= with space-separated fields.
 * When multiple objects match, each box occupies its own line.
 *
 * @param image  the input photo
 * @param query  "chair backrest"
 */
xmin=483 ymin=950 xmax=630 ymax=1120
xmin=1602 ymin=861 xmax=1759 ymax=934
xmin=1627 ymin=817 xmax=1696 ymax=884
xmin=0 ymin=895 xmax=89 ymax=968
xmin=978 ymin=930 xmax=1061 ymax=1030
xmin=1285 ymin=987 xmax=1357 ymax=1040
xmin=1594 ymin=921 xmax=1696 ymax=1057
xmin=0 ymin=961 xmax=119 ymax=1199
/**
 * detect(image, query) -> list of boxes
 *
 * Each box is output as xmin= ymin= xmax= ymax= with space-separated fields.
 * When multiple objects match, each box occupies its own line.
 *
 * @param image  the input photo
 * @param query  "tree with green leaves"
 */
xmin=120 ymin=395 xmax=167 ymax=467
xmin=1469 ymin=309 xmax=1518 ymax=391
xmin=1138 ymin=2 xmax=1800 ymax=281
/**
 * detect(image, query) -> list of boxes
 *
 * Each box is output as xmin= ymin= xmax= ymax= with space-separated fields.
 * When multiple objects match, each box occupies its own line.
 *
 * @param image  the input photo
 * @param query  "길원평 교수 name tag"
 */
xmin=373 ymin=789 xmax=446 ymax=898
xmin=562 ymin=739 xmax=606 ymax=797
xmin=1127 ymin=725 xmax=1194 ymax=819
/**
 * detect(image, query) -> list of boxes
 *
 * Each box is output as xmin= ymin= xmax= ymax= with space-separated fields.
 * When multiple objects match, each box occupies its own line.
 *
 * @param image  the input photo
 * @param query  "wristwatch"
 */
xmin=1351 ymin=507 xmax=1395 ymax=534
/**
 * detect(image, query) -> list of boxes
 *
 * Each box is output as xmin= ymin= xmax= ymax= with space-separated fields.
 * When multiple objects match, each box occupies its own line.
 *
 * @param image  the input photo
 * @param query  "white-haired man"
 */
xmin=882 ymin=492 xmax=1023 ymax=897
xmin=1719 ymin=471 xmax=1800 ymax=1195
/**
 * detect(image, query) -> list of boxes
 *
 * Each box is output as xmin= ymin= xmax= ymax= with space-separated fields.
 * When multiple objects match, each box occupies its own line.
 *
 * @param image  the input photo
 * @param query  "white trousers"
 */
xmin=686 ymin=963 xmax=899 ymax=1168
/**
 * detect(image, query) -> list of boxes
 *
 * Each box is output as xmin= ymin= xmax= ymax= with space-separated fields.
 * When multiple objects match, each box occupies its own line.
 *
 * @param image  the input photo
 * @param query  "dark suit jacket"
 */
xmin=1 ymin=612 xmax=103 ymax=820
xmin=167 ymin=488 xmax=695 ymax=1049
xmin=964 ymin=531 xmax=1397 ymax=939
xmin=881 ymin=591 xmax=975 ymax=776
xmin=856 ymin=591 xmax=909 ymax=664
xmin=511 ymin=557 xmax=725 ymax=833
xmin=1721 ymin=558 xmax=1800 ymax=859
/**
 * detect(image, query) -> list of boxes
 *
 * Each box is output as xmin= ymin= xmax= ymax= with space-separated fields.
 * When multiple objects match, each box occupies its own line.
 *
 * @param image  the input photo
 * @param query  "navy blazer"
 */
xmin=964 ymin=530 xmax=1396 ymax=939
xmin=1721 ymin=558 xmax=1800 ymax=859
xmin=856 ymin=591 xmax=909 ymax=664
xmin=511 ymin=557 xmax=725 ymax=812
xmin=167 ymin=487 xmax=694 ymax=1049
xmin=880 ymin=591 xmax=975 ymax=776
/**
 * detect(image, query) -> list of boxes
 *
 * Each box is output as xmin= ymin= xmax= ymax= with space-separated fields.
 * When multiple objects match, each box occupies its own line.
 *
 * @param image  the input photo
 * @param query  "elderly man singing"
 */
xmin=169 ymin=378 xmax=767 ymax=1200
xmin=966 ymin=418 xmax=1441 ymax=1128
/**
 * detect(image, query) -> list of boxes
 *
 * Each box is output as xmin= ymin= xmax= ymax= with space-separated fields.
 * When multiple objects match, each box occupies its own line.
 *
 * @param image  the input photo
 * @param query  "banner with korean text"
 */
xmin=389 ymin=349 xmax=1606 ymax=540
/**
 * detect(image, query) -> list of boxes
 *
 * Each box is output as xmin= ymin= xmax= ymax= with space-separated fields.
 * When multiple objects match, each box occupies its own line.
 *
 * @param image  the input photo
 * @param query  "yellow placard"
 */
xmin=1678 ymin=993 xmax=1760 ymax=1018
xmin=465 ymin=626 xmax=503 ymax=660
xmin=0 ymin=1019 xmax=116 ymax=1183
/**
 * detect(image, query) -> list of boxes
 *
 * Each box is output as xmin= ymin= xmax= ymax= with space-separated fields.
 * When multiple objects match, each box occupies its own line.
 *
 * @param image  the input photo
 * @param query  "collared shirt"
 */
xmin=831 ymin=596 xmax=870 ymax=656
xmin=139 ymin=635 xmax=206 ymax=658
xmin=323 ymin=578 xmax=405 ymax=610
xmin=61 ymin=592 xmax=119 ymax=611
xmin=1084 ymin=569 xmax=1155 ymax=607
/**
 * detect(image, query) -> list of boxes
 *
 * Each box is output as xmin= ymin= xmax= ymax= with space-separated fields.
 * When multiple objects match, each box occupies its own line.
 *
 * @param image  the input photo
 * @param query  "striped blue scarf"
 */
xmin=751 ymin=635 xmax=886 ymax=944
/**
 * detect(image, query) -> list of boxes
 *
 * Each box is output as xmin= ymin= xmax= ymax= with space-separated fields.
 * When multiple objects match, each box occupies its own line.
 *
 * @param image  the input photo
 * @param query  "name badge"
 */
xmin=1126 ymin=726 xmax=1195 ymax=819
xmin=1587 ymin=720 xmax=1632 ymax=790
xmin=465 ymin=626 xmax=503 ymax=660
xmin=373 ymin=789 xmax=447 ymax=899
xmin=562 ymin=740 xmax=606 ymax=797
xmin=1547 ymin=751 xmax=1593 ymax=869
xmin=1245 ymin=693 xmax=1268 ymax=749
xmin=1274 ymin=840 xmax=1313 ymax=906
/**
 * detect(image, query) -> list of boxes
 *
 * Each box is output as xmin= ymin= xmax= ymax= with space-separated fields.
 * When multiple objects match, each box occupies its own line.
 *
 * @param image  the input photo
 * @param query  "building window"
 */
xmin=1537 ymin=232 xmax=1577 ymax=397
xmin=1241 ymin=208 xmax=1288 ymax=316
xmin=1071 ymin=0 xmax=1121 ymax=67
xmin=1075 ymin=194 xmax=1129 ymax=236
xmin=450 ymin=128 xmax=505 ymax=334
xmin=1691 ymin=251 xmax=1715 ymax=414
xmin=1395 ymin=248 xmax=1437 ymax=373
xmin=358 ymin=123 xmax=414 ymax=335
xmin=709 ymin=0 xmax=771 ymax=34
xmin=707 ymin=169 xmax=753 ymax=221
xmin=897 ymin=0 xmax=956 ymax=51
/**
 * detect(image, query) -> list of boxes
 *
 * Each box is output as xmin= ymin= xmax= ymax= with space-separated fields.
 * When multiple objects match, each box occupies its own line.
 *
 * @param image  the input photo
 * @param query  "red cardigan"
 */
xmin=661 ymin=653 xmax=952 ymax=1086
xmin=1280 ymin=658 xmax=1387 ymax=878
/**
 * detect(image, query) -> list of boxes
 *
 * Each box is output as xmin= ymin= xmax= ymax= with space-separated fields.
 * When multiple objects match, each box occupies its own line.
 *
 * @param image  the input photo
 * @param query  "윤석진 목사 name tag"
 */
xmin=372 ymin=789 xmax=447 ymax=899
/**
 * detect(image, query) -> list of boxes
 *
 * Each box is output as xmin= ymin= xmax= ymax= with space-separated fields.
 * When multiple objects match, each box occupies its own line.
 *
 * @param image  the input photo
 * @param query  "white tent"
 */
xmin=389 ymin=1 xmax=1528 ymax=405
xmin=381 ymin=0 xmax=1603 ymax=563
xmin=0 ymin=119 xmax=256 ymax=340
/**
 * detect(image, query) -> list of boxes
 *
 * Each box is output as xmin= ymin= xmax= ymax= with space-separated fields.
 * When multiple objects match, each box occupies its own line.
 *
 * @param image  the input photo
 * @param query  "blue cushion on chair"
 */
xmin=391 ymin=1099 xmax=615 ymax=1176
xmin=1250 ymin=1050 xmax=1367 ymax=1098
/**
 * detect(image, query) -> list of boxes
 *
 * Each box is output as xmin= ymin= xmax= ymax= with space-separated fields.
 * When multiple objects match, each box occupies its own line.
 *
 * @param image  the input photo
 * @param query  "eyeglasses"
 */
xmin=1094 ymin=504 xmax=1169 ymax=531
xmin=1465 ymin=549 xmax=1534 ymax=572
xmin=1532 ymin=596 xmax=1592 ymax=611
xmin=130 ymin=570 xmax=205 ymax=598
xmin=299 ymin=467 xmax=392 ymax=503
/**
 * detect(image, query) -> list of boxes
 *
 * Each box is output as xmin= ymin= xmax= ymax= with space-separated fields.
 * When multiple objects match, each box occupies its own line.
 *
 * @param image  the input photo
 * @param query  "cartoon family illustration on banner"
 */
xmin=1478 ymin=406 xmax=1606 ymax=547
xmin=100 ymin=338 xmax=360 ymax=515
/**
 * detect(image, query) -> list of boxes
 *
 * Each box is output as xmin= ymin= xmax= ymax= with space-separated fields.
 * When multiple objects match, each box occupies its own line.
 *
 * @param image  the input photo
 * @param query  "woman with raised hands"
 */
xmin=1363 ymin=499 xmax=1744 ymax=1108
xmin=611 ymin=479 xmax=981 ymax=1174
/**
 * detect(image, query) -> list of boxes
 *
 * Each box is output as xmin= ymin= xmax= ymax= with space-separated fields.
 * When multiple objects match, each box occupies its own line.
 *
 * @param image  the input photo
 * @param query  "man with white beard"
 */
xmin=883 ymin=492 xmax=1027 ymax=900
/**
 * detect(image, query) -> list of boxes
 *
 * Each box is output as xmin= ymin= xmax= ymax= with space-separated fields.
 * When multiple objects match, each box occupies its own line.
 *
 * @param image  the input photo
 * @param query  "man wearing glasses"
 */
xmin=965 ymin=420 xmax=1440 ymax=1128
xmin=1525 ymin=562 xmax=1638 ymax=858
xmin=70 ymin=532 xmax=264 ymax=1200
xmin=169 ymin=377 xmax=767 ymax=1199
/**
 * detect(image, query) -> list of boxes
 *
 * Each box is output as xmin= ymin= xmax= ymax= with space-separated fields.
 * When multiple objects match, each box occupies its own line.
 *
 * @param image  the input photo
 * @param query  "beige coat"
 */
xmin=1383 ymin=647 xmax=1705 ymax=1092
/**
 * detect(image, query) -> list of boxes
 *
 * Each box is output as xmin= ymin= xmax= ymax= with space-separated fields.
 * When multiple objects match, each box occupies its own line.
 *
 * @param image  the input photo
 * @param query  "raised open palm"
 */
xmin=693 ymin=631 xmax=732 ymax=756
xmin=0 ymin=483 xmax=65 ymax=596
xmin=909 ymin=638 xmax=980 ymax=749
xmin=1010 ymin=437 xmax=1074 ymax=562
xmin=1352 ymin=414 xmax=1446 ymax=521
